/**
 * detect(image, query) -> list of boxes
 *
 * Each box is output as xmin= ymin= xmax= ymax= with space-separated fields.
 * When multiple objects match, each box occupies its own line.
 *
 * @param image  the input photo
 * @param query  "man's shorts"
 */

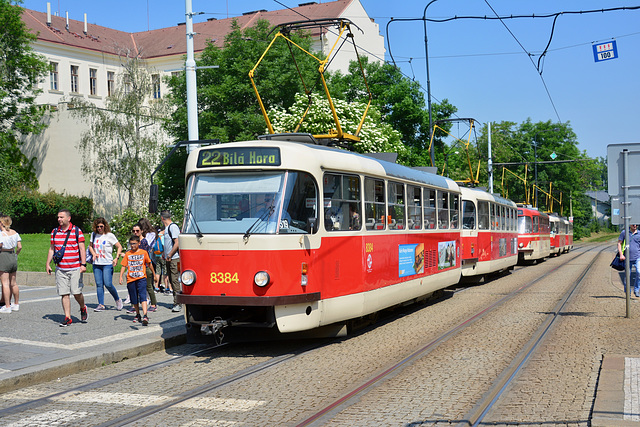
xmin=56 ymin=268 xmax=84 ymax=296
xmin=127 ymin=278 xmax=148 ymax=304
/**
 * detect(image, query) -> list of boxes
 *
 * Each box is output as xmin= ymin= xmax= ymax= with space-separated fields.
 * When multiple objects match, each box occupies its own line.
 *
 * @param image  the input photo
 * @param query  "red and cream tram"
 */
xmin=460 ymin=187 xmax=518 ymax=279
xmin=563 ymin=217 xmax=574 ymax=253
xmin=517 ymin=206 xmax=551 ymax=263
xmin=548 ymin=214 xmax=565 ymax=256
xmin=176 ymin=138 xmax=463 ymax=341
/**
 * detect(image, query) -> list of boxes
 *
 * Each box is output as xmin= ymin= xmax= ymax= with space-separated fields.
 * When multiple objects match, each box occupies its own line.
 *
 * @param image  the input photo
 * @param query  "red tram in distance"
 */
xmin=549 ymin=214 xmax=573 ymax=256
xmin=517 ymin=206 xmax=551 ymax=263
xmin=460 ymin=187 xmax=518 ymax=279
xmin=176 ymin=137 xmax=463 ymax=341
xmin=562 ymin=217 xmax=574 ymax=253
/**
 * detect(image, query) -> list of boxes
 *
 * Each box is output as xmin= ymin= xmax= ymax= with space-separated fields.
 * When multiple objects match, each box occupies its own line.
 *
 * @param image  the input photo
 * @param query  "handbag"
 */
xmin=611 ymin=253 xmax=625 ymax=271
xmin=85 ymin=232 xmax=95 ymax=264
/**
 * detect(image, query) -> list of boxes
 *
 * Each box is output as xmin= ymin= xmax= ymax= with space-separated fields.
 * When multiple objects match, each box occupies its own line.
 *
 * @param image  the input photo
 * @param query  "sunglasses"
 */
xmin=97 ymin=225 xmax=104 ymax=228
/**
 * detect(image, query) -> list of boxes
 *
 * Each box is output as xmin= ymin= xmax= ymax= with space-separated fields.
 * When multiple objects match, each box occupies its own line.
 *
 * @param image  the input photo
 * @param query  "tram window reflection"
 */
xmin=323 ymin=173 xmax=361 ymax=231
xmin=365 ymin=178 xmax=385 ymax=230
xmin=407 ymin=185 xmax=422 ymax=229
xmin=462 ymin=200 xmax=476 ymax=230
xmin=424 ymin=188 xmax=436 ymax=229
xmin=437 ymin=191 xmax=449 ymax=229
xmin=388 ymin=181 xmax=405 ymax=230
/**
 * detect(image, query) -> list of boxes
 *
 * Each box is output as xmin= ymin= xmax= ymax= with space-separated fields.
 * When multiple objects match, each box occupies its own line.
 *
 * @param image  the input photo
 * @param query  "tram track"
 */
xmin=293 ymin=243 xmax=609 ymax=426
xmin=0 ymin=243 xmax=610 ymax=426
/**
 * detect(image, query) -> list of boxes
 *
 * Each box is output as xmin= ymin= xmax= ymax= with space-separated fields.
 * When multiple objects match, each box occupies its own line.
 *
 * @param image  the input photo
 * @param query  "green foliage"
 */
xmin=71 ymin=54 xmax=170 ymax=209
xmin=155 ymin=145 xmax=188 ymax=205
xmin=0 ymin=0 xmax=49 ymax=197
xmin=2 ymin=190 xmax=93 ymax=233
xmin=165 ymin=19 xmax=320 ymax=143
xmin=327 ymin=57 xmax=458 ymax=160
xmin=110 ymin=201 xmax=183 ymax=248
xmin=268 ymin=92 xmax=405 ymax=154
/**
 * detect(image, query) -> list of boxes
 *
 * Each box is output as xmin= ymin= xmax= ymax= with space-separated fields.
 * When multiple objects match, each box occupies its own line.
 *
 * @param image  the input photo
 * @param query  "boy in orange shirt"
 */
xmin=119 ymin=235 xmax=155 ymax=325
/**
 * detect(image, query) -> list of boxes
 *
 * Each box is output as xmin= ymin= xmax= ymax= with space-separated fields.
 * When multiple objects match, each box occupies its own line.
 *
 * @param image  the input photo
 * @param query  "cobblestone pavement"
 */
xmin=2 ymin=243 xmax=639 ymax=426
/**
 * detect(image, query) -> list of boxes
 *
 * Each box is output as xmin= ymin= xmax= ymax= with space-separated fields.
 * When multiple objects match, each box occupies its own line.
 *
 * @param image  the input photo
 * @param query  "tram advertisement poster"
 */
xmin=398 ymin=243 xmax=424 ymax=277
xmin=438 ymin=241 xmax=456 ymax=270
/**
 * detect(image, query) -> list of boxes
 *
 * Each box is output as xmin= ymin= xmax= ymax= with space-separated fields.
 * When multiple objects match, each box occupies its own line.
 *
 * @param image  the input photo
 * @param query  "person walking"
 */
xmin=0 ymin=215 xmax=22 ymax=313
xmin=89 ymin=218 xmax=124 ymax=312
xmin=46 ymin=209 xmax=88 ymax=327
xmin=618 ymin=223 xmax=640 ymax=296
xmin=119 ymin=234 xmax=155 ymax=325
xmin=161 ymin=210 xmax=181 ymax=312
xmin=137 ymin=218 xmax=158 ymax=312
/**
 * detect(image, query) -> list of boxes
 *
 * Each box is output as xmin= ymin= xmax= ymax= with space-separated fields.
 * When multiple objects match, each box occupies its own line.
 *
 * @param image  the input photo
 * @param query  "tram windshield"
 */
xmin=183 ymin=171 xmax=318 ymax=234
xmin=518 ymin=215 xmax=532 ymax=234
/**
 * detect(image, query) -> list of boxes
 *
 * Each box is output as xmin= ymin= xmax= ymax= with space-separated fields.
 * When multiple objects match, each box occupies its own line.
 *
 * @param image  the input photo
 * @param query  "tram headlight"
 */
xmin=254 ymin=271 xmax=271 ymax=287
xmin=181 ymin=270 xmax=196 ymax=286
xmin=518 ymin=242 xmax=524 ymax=248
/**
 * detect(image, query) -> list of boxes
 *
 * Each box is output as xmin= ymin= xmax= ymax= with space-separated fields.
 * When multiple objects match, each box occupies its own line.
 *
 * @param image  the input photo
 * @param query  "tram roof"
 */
xmin=190 ymin=140 xmax=460 ymax=192
xmin=459 ymin=186 xmax=516 ymax=207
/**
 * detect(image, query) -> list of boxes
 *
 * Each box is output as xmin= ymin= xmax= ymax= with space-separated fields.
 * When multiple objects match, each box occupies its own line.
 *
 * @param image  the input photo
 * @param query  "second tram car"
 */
xmin=517 ymin=206 xmax=551 ymax=263
xmin=548 ymin=214 xmax=565 ymax=256
xmin=460 ymin=187 xmax=518 ymax=279
xmin=176 ymin=139 xmax=463 ymax=341
xmin=563 ymin=217 xmax=574 ymax=253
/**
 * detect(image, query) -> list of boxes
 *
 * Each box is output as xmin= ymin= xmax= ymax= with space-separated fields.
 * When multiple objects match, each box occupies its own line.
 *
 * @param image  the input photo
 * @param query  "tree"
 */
xmin=327 ymin=57 xmax=458 ymax=166
xmin=72 ymin=52 xmax=170 ymax=209
xmin=268 ymin=92 xmax=405 ymax=154
xmin=165 ymin=19 xmax=321 ymax=143
xmin=0 ymin=0 xmax=49 ymax=195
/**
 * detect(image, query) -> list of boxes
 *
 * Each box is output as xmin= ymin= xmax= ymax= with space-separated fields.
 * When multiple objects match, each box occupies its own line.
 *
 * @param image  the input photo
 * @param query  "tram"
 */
xmin=175 ymin=137 xmax=463 ymax=341
xmin=548 ymin=214 xmax=565 ymax=256
xmin=460 ymin=187 xmax=518 ymax=279
xmin=563 ymin=217 xmax=574 ymax=253
xmin=517 ymin=206 xmax=551 ymax=263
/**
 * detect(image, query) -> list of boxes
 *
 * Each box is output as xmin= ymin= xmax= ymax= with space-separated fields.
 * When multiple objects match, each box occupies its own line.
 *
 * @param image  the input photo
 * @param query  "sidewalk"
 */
xmin=0 ymin=272 xmax=186 ymax=394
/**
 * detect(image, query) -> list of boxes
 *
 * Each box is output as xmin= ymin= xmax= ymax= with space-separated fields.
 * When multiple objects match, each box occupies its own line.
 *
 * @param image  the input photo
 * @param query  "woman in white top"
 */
xmin=0 ymin=215 xmax=22 ymax=313
xmin=89 ymin=218 xmax=123 ymax=311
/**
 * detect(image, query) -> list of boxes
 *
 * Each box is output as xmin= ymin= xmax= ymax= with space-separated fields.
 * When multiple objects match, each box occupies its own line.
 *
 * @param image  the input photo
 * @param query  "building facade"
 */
xmin=21 ymin=0 xmax=385 ymax=216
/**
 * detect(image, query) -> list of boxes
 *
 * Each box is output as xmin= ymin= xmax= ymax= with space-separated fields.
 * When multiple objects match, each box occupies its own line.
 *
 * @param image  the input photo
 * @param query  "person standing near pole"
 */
xmin=161 ymin=210 xmax=181 ymax=312
xmin=46 ymin=209 xmax=88 ymax=327
xmin=618 ymin=223 xmax=640 ymax=297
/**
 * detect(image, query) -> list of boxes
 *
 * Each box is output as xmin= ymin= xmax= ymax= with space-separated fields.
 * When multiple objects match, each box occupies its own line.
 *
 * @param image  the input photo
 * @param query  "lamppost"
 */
xmin=423 ymin=0 xmax=438 ymax=167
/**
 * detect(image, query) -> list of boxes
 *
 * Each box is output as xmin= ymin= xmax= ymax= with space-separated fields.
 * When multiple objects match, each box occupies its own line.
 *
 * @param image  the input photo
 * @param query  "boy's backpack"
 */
xmin=153 ymin=235 xmax=164 ymax=254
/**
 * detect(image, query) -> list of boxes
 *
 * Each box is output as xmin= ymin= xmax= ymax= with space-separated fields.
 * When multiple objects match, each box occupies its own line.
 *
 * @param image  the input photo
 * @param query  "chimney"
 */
xmin=84 ymin=13 xmax=87 ymax=34
xmin=65 ymin=11 xmax=69 ymax=31
xmin=46 ymin=2 xmax=51 ymax=26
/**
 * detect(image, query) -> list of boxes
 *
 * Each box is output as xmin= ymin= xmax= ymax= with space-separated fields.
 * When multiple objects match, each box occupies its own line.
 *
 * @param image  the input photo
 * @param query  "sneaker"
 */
xmin=124 ymin=297 xmax=130 ymax=304
xmin=60 ymin=317 xmax=72 ymax=327
xmin=10 ymin=303 xmax=19 ymax=312
xmin=0 ymin=306 xmax=11 ymax=314
xmin=94 ymin=304 xmax=106 ymax=312
xmin=133 ymin=314 xmax=142 ymax=323
xmin=142 ymin=315 xmax=149 ymax=326
xmin=80 ymin=306 xmax=88 ymax=322
xmin=116 ymin=299 xmax=123 ymax=311
xmin=164 ymin=289 xmax=172 ymax=296
xmin=126 ymin=307 xmax=136 ymax=314
xmin=148 ymin=305 xmax=157 ymax=312
xmin=172 ymin=304 xmax=182 ymax=312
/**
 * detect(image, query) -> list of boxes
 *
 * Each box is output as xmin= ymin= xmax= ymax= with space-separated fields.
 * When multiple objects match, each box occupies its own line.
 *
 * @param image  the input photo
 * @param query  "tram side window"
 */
xmin=478 ymin=201 xmax=490 ymax=230
xmin=424 ymin=188 xmax=436 ymax=229
xmin=323 ymin=173 xmax=361 ymax=231
xmin=462 ymin=200 xmax=476 ymax=230
xmin=532 ymin=215 xmax=539 ymax=233
xmin=407 ymin=185 xmax=422 ymax=229
xmin=509 ymin=208 xmax=515 ymax=231
xmin=501 ymin=206 xmax=506 ymax=230
xmin=450 ymin=193 xmax=459 ymax=229
xmin=438 ymin=191 xmax=449 ymax=229
xmin=388 ymin=181 xmax=406 ymax=230
xmin=365 ymin=178 xmax=386 ymax=230
xmin=518 ymin=215 xmax=532 ymax=234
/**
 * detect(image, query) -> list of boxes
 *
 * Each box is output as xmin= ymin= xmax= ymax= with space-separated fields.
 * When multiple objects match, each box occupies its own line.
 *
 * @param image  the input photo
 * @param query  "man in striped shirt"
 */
xmin=46 ymin=209 xmax=88 ymax=327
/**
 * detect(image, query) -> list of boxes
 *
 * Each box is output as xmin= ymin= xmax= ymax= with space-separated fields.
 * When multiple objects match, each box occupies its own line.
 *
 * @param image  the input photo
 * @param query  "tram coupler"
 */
xmin=200 ymin=317 xmax=230 ymax=337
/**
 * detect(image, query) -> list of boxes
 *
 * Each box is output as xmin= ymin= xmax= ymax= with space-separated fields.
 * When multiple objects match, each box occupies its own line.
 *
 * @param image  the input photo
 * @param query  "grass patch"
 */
xmin=577 ymin=231 xmax=619 ymax=243
xmin=18 ymin=233 xmax=122 ymax=273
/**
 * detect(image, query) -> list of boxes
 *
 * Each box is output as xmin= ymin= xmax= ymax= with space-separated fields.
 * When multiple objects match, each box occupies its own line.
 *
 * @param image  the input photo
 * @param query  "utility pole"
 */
xmin=185 ymin=0 xmax=199 ymax=152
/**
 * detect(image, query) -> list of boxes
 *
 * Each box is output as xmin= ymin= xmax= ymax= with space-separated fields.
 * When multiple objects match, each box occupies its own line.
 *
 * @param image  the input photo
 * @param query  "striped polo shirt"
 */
xmin=51 ymin=223 xmax=85 ymax=270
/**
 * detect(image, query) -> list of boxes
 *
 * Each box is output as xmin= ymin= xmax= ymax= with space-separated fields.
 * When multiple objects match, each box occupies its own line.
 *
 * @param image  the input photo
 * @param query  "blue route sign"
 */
xmin=593 ymin=40 xmax=618 ymax=62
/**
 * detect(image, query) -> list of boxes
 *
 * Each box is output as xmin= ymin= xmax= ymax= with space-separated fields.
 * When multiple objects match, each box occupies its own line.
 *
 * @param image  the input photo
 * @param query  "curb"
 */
xmin=0 ymin=328 xmax=186 ymax=395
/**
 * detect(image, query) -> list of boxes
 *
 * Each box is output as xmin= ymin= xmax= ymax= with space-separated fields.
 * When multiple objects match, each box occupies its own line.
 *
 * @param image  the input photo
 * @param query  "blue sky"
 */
xmin=21 ymin=0 xmax=640 ymax=160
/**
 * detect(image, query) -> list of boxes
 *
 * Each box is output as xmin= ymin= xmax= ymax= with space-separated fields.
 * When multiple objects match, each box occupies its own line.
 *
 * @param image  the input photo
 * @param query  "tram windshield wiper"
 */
xmin=186 ymin=207 xmax=204 ymax=238
xmin=243 ymin=205 xmax=274 ymax=242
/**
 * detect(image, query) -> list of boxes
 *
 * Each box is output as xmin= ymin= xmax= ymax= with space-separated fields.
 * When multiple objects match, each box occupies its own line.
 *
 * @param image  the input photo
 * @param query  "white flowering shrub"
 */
xmin=268 ymin=92 xmax=405 ymax=154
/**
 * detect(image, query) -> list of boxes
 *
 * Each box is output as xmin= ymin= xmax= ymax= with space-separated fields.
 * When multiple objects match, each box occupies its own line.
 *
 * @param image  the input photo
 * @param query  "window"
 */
xmin=490 ymin=204 xmax=497 ymax=230
xmin=152 ymin=74 xmax=161 ymax=99
xmin=450 ymin=193 xmax=459 ymax=229
xmin=424 ymin=188 xmax=436 ymax=229
xmin=438 ymin=191 xmax=449 ymax=229
xmin=388 ymin=181 xmax=405 ymax=230
xmin=89 ymin=68 xmax=97 ymax=95
xmin=107 ymin=71 xmax=115 ymax=96
xmin=462 ymin=200 xmax=476 ymax=230
xmin=407 ymin=186 xmax=422 ymax=229
xmin=518 ymin=215 xmax=532 ymax=234
xmin=478 ymin=201 xmax=490 ymax=230
xmin=50 ymin=62 xmax=59 ymax=90
xmin=183 ymin=171 xmax=317 ymax=234
xmin=70 ymin=65 xmax=79 ymax=93
xmin=365 ymin=178 xmax=385 ymax=230
xmin=323 ymin=173 xmax=361 ymax=231
xmin=532 ymin=215 xmax=539 ymax=233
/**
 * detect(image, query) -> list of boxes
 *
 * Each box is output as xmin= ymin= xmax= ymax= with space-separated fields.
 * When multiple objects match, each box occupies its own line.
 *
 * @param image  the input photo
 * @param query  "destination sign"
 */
xmin=197 ymin=147 xmax=281 ymax=168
